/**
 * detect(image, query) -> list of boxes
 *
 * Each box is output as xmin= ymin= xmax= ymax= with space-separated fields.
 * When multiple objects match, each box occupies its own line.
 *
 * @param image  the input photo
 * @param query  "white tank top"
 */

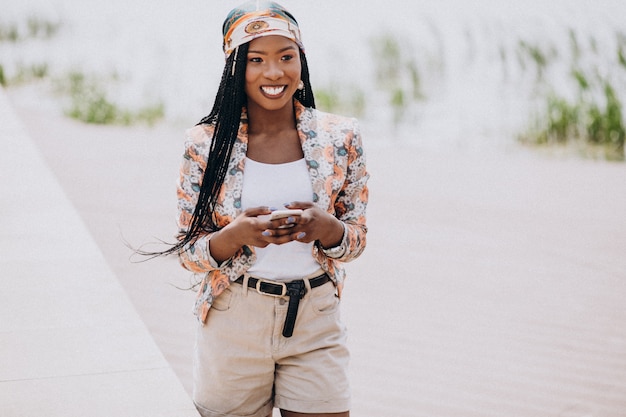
xmin=241 ymin=157 xmax=321 ymax=281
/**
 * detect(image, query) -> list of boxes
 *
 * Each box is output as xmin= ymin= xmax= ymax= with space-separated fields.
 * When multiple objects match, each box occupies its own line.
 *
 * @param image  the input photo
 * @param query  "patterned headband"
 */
xmin=222 ymin=1 xmax=304 ymax=58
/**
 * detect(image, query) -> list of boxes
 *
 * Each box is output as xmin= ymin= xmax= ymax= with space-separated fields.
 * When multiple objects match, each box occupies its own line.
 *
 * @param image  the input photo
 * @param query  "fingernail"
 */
xmin=297 ymin=232 xmax=306 ymax=239
xmin=269 ymin=206 xmax=278 ymax=211
xmin=262 ymin=230 xmax=271 ymax=237
xmin=286 ymin=216 xmax=295 ymax=223
xmin=283 ymin=202 xmax=291 ymax=207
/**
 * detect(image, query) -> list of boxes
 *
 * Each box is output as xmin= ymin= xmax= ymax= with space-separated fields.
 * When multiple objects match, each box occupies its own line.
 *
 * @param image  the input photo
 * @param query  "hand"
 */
xmin=264 ymin=201 xmax=344 ymax=248
xmin=209 ymin=206 xmax=307 ymax=262
xmin=209 ymin=206 xmax=274 ymax=262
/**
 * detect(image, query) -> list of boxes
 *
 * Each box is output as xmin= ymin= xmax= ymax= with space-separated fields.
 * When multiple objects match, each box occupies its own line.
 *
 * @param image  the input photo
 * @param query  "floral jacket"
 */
xmin=177 ymin=100 xmax=369 ymax=323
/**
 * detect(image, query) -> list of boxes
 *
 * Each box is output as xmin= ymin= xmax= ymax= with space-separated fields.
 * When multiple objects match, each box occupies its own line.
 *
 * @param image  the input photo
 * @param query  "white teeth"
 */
xmin=261 ymin=85 xmax=286 ymax=96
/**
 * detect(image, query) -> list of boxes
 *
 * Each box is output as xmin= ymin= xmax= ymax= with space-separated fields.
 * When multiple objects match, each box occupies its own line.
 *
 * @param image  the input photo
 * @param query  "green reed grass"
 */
xmin=57 ymin=71 xmax=164 ymax=126
xmin=369 ymin=33 xmax=424 ymax=126
xmin=7 ymin=62 xmax=49 ymax=85
xmin=519 ymin=30 xmax=626 ymax=161
xmin=618 ymin=32 xmax=626 ymax=70
xmin=315 ymin=84 xmax=365 ymax=118
xmin=0 ymin=16 xmax=61 ymax=42
xmin=2 ymin=15 xmax=164 ymax=126
xmin=516 ymin=40 xmax=558 ymax=84
xmin=0 ymin=22 xmax=19 ymax=42
xmin=1 ymin=16 xmax=56 ymax=88
xmin=0 ymin=61 xmax=50 ymax=86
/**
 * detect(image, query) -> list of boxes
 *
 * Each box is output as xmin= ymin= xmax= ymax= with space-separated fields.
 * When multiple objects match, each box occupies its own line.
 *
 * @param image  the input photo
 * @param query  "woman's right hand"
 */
xmin=229 ymin=206 xmax=279 ymax=248
xmin=207 ymin=207 xmax=271 ymax=262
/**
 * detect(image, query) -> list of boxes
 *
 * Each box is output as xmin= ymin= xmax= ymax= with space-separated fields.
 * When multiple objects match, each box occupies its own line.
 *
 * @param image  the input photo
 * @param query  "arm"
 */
xmin=176 ymin=138 xmax=221 ymax=273
xmin=329 ymin=119 xmax=369 ymax=262
xmin=176 ymin=132 xmax=277 ymax=270
xmin=284 ymin=119 xmax=369 ymax=262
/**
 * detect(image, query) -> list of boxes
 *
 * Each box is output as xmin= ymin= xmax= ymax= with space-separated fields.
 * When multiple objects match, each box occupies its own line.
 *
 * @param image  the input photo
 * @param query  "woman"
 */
xmin=175 ymin=2 xmax=369 ymax=416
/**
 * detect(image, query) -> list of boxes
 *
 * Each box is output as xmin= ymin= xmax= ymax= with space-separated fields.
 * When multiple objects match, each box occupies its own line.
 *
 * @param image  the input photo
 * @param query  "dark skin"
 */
xmin=208 ymin=36 xmax=348 ymax=417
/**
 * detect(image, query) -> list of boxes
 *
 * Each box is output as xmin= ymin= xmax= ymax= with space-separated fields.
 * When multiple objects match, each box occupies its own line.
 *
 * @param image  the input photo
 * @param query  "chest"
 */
xmin=240 ymin=158 xmax=313 ymax=209
xmin=245 ymin=130 xmax=303 ymax=164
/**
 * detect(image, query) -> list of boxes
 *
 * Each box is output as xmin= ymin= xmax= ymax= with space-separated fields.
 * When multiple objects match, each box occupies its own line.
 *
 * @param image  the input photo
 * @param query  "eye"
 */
xmin=281 ymin=54 xmax=295 ymax=61
xmin=248 ymin=56 xmax=263 ymax=63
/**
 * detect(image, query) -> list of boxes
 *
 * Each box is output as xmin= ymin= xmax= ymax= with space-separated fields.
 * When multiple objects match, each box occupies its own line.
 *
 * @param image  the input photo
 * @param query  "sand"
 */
xmin=10 ymin=91 xmax=626 ymax=416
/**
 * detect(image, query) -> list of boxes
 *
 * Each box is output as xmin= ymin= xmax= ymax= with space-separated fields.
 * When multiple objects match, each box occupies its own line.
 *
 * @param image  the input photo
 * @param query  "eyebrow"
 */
xmin=248 ymin=45 xmax=298 ymax=55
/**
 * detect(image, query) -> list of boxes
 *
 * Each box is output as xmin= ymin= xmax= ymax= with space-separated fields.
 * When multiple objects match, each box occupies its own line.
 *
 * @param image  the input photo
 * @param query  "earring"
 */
xmin=297 ymin=80 xmax=304 ymax=90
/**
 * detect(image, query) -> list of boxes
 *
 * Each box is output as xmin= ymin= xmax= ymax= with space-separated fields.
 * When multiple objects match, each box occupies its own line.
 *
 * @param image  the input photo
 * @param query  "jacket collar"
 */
xmin=225 ymin=99 xmax=331 ymax=211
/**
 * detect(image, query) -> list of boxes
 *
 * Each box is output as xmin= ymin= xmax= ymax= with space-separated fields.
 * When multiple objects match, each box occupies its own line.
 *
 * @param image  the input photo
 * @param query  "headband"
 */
xmin=222 ymin=1 xmax=304 ymax=58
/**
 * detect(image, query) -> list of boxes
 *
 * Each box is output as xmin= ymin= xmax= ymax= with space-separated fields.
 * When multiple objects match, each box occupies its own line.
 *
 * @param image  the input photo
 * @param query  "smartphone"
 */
xmin=269 ymin=209 xmax=303 ymax=221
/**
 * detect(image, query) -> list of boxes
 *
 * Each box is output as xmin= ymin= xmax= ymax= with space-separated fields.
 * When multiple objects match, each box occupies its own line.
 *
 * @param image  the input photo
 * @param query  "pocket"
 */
xmin=310 ymin=283 xmax=340 ymax=316
xmin=210 ymin=287 xmax=234 ymax=312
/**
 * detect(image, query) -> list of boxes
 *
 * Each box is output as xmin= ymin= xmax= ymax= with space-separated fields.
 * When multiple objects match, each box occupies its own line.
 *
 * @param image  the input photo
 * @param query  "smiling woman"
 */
xmin=244 ymin=36 xmax=305 ymax=165
xmin=141 ymin=1 xmax=370 ymax=417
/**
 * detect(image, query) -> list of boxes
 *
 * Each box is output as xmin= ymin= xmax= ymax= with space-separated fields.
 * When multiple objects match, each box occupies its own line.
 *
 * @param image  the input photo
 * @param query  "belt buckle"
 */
xmin=255 ymin=279 xmax=287 ymax=297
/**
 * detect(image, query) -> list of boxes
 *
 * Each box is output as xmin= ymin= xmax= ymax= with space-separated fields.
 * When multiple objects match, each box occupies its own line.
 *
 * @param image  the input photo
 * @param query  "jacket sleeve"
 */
xmin=176 ymin=136 xmax=221 ymax=273
xmin=332 ymin=119 xmax=369 ymax=262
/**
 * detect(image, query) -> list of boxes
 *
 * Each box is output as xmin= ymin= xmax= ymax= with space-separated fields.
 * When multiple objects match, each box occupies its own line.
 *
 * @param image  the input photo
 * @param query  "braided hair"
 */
xmin=154 ymin=44 xmax=316 ymax=257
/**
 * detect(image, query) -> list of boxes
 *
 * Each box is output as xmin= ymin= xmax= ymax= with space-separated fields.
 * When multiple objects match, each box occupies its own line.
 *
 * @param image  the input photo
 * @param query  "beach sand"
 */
xmin=10 ymin=91 xmax=626 ymax=416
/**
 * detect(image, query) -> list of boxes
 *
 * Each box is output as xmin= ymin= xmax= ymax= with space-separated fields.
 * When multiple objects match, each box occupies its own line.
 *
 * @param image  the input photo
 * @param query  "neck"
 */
xmin=246 ymin=100 xmax=296 ymax=135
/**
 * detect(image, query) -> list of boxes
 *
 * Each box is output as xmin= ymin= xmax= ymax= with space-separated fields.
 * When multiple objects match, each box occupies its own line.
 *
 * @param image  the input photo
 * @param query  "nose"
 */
xmin=264 ymin=61 xmax=284 ymax=80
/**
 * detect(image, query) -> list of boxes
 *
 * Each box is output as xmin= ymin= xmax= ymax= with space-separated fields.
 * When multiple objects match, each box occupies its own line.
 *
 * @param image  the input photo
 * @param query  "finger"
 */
xmin=276 ymin=215 xmax=299 ymax=228
xmin=244 ymin=206 xmax=272 ymax=217
xmin=261 ymin=225 xmax=305 ymax=242
xmin=293 ymin=231 xmax=307 ymax=242
xmin=284 ymin=201 xmax=314 ymax=210
xmin=266 ymin=225 xmax=298 ymax=239
xmin=261 ymin=227 xmax=294 ymax=237
xmin=261 ymin=232 xmax=295 ymax=245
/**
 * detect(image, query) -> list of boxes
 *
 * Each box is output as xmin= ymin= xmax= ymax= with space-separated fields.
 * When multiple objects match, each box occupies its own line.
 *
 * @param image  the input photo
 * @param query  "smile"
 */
xmin=261 ymin=85 xmax=287 ymax=97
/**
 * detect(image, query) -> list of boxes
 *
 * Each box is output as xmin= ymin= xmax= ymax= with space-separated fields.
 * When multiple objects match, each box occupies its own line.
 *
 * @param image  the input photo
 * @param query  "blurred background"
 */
xmin=2 ymin=0 xmax=625 ymax=158
xmin=3 ymin=1 xmax=626 ymax=417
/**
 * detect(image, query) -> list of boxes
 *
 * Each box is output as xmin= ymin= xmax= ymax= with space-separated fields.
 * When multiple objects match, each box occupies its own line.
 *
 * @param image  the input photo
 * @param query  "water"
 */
xmin=2 ymin=0 xmax=625 ymax=150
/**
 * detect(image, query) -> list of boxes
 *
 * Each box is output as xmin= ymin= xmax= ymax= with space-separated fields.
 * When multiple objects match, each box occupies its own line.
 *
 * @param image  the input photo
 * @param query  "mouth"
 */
xmin=260 ymin=85 xmax=287 ymax=97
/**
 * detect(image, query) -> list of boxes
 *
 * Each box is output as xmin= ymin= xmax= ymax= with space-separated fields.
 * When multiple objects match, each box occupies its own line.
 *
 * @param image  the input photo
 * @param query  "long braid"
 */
xmin=294 ymin=49 xmax=315 ymax=108
xmin=139 ymin=45 xmax=249 ymax=257
xmin=191 ymin=44 xmax=249 ymax=236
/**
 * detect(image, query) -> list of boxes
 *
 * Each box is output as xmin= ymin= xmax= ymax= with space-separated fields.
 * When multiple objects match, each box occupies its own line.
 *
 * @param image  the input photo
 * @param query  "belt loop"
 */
xmin=242 ymin=274 xmax=249 ymax=296
xmin=303 ymin=277 xmax=312 ymax=293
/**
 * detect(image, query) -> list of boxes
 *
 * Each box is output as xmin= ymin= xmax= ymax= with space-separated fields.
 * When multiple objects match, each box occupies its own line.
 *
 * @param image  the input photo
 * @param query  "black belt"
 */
xmin=234 ymin=273 xmax=330 ymax=337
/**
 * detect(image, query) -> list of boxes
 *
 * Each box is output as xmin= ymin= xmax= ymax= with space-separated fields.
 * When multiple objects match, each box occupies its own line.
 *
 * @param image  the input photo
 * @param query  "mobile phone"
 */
xmin=269 ymin=209 xmax=303 ymax=221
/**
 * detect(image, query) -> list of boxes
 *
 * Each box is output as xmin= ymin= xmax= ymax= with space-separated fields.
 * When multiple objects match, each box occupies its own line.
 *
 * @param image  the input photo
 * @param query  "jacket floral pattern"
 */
xmin=177 ymin=100 xmax=369 ymax=323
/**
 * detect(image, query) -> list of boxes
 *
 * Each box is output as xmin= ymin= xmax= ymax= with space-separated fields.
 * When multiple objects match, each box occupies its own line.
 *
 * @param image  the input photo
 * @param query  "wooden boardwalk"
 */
xmin=0 ymin=88 xmax=198 ymax=417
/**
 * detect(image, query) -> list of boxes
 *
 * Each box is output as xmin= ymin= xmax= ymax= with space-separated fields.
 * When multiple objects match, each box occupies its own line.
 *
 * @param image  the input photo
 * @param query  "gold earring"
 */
xmin=297 ymin=80 xmax=304 ymax=90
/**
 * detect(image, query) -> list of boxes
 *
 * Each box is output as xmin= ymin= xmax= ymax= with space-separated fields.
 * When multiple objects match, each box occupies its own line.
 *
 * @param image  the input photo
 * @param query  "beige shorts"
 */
xmin=193 ymin=275 xmax=350 ymax=417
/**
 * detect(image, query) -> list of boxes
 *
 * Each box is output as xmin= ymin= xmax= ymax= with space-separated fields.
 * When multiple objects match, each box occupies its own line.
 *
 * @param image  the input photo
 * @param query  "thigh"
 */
xmin=274 ymin=282 xmax=351 ymax=414
xmin=193 ymin=285 xmax=275 ymax=417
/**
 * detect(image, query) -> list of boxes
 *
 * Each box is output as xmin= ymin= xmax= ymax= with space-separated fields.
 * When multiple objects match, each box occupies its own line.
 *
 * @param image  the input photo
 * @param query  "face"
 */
xmin=244 ymin=35 xmax=302 ymax=113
